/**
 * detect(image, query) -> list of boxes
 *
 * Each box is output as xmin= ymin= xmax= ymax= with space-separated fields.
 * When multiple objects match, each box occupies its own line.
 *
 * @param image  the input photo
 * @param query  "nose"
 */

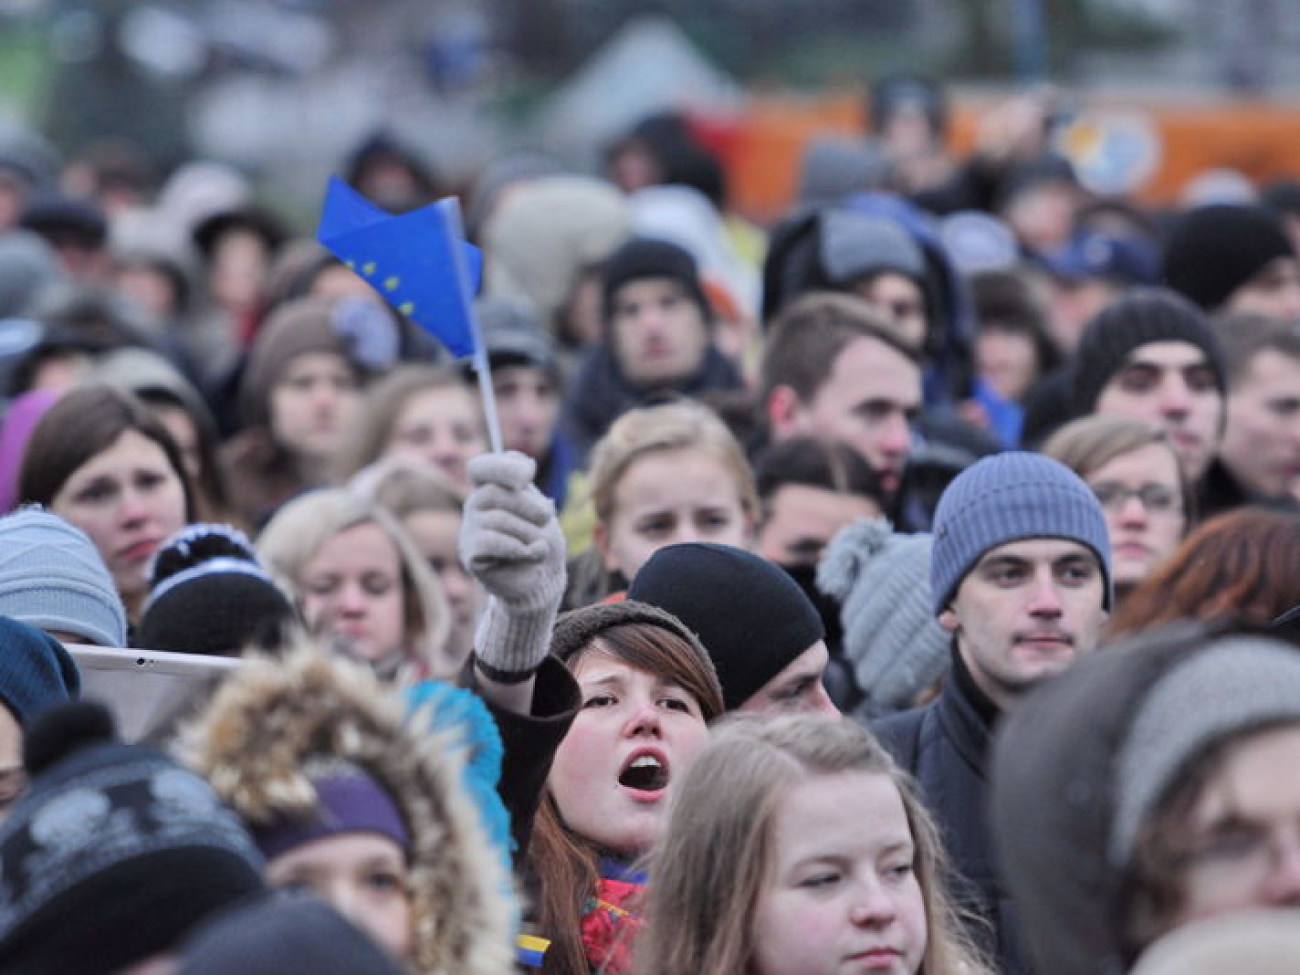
xmin=440 ymin=565 xmax=473 ymax=608
xmin=336 ymin=581 xmax=369 ymax=616
xmin=1158 ymin=376 xmax=1192 ymax=416
xmin=849 ymin=875 xmax=900 ymax=928
xmin=1116 ymin=493 xmax=1149 ymax=527
xmin=623 ymin=698 xmax=663 ymax=738
xmin=878 ymin=413 xmax=912 ymax=458
xmin=1026 ymin=571 xmax=1064 ymax=617
xmin=806 ymin=681 xmax=841 ymax=717
xmin=117 ymin=485 xmax=151 ymax=526
xmin=1264 ymin=834 xmax=1300 ymax=905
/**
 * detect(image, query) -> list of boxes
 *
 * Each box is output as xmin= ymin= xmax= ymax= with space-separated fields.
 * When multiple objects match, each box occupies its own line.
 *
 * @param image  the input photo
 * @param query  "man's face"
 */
xmin=940 ymin=538 xmax=1107 ymax=710
xmin=787 ymin=336 xmax=922 ymax=498
xmin=1224 ymin=256 xmax=1300 ymax=323
xmin=757 ymin=484 xmax=881 ymax=569
xmin=493 ymin=364 xmax=560 ymax=460
xmin=1220 ymin=350 xmax=1300 ymax=499
xmin=1095 ymin=341 xmax=1224 ymax=481
xmin=609 ymin=277 xmax=709 ymax=389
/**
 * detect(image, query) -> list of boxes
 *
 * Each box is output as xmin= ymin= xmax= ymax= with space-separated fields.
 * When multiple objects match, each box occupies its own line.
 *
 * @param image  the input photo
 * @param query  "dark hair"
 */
xmin=18 ymin=384 xmax=196 ymax=519
xmin=969 ymin=268 xmax=1061 ymax=377
xmin=753 ymin=436 xmax=885 ymax=516
xmin=1212 ymin=312 xmax=1300 ymax=388
xmin=760 ymin=291 xmax=919 ymax=405
xmin=132 ymin=386 xmax=236 ymax=527
xmin=529 ymin=620 xmax=723 ymax=974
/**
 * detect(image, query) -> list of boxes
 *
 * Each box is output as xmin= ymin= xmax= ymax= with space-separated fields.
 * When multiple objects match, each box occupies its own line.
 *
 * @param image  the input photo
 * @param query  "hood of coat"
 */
xmin=178 ymin=643 xmax=516 ymax=975
xmin=989 ymin=620 xmax=1221 ymax=975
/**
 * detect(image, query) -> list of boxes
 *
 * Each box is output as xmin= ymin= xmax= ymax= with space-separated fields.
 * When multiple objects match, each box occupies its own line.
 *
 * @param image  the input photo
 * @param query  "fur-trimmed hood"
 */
xmin=178 ymin=644 xmax=516 ymax=975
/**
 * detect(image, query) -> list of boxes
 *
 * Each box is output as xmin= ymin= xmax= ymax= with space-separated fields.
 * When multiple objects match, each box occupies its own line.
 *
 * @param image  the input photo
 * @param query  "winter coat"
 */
xmin=874 ymin=649 xmax=1033 ymax=975
xmin=987 ymin=620 xmax=1269 ymax=975
xmin=181 ymin=646 xmax=519 ymax=975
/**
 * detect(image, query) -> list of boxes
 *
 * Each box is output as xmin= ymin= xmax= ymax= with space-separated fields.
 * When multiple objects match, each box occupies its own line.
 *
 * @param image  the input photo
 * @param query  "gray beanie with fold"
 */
xmin=930 ymin=451 xmax=1112 ymax=614
xmin=0 ymin=507 xmax=126 ymax=647
xmin=1111 ymin=635 xmax=1300 ymax=863
xmin=817 ymin=518 xmax=949 ymax=717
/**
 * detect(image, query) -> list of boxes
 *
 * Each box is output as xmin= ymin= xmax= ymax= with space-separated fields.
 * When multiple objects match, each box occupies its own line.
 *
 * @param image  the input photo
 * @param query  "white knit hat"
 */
xmin=817 ymin=517 xmax=949 ymax=718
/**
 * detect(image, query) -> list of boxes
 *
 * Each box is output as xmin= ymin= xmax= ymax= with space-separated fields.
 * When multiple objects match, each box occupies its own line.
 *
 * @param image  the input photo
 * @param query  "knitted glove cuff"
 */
xmin=472 ymin=595 xmax=557 ymax=680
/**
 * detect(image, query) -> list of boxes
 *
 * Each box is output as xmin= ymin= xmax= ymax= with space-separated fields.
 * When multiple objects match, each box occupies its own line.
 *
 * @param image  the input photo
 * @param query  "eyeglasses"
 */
xmin=1090 ymin=481 xmax=1182 ymax=514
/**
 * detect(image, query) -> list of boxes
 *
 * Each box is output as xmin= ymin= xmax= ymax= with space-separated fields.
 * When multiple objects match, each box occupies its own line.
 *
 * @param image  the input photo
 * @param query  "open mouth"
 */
xmin=618 ymin=753 xmax=669 ymax=792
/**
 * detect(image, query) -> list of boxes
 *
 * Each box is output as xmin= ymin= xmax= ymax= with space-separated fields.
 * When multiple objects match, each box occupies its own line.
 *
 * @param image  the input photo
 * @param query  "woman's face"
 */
xmin=598 ymin=447 xmax=752 ymax=582
xmin=1085 ymin=442 xmax=1185 ymax=593
xmin=266 ymin=832 xmax=413 ymax=962
xmin=548 ymin=648 xmax=711 ymax=856
xmin=401 ymin=508 xmax=480 ymax=656
xmin=51 ymin=428 xmax=187 ymax=607
xmin=385 ymin=387 xmax=487 ymax=492
xmin=1163 ymin=725 xmax=1300 ymax=936
xmin=269 ymin=352 xmax=360 ymax=464
xmin=299 ymin=522 xmax=406 ymax=666
xmin=751 ymin=771 xmax=928 ymax=975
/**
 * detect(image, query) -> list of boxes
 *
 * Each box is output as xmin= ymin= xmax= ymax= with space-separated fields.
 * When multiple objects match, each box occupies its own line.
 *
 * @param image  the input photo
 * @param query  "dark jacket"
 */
xmin=874 ymin=649 xmax=1032 ymax=975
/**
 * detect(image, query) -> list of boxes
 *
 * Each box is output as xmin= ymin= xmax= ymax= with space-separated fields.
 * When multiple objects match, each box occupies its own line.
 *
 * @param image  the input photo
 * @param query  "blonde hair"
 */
xmin=637 ymin=714 xmax=993 ymax=975
xmin=255 ymin=488 xmax=454 ymax=679
xmin=333 ymin=364 xmax=485 ymax=482
xmin=588 ymin=398 xmax=758 ymax=528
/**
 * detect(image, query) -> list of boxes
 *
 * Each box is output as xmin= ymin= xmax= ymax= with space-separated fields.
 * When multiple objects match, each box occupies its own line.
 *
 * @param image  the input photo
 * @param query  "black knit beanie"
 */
xmin=601 ymin=238 xmax=712 ymax=325
xmin=1161 ymin=203 xmax=1295 ymax=311
xmin=0 ymin=702 xmax=264 ymax=975
xmin=137 ymin=524 xmax=300 ymax=657
xmin=627 ymin=543 xmax=826 ymax=711
xmin=1070 ymin=287 xmax=1227 ymax=417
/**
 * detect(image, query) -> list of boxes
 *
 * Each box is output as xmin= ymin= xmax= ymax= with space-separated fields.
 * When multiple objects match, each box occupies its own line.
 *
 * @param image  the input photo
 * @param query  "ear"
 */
xmin=766 ymin=384 xmax=804 ymax=438
xmin=938 ymin=607 xmax=960 ymax=634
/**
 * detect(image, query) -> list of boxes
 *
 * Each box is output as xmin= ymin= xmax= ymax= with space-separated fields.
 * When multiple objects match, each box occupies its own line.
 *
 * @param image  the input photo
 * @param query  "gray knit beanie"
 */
xmin=1111 ymin=635 xmax=1300 ymax=863
xmin=819 ymin=208 xmax=926 ymax=285
xmin=0 ymin=507 xmax=126 ymax=647
xmin=817 ymin=518 xmax=949 ymax=717
xmin=930 ymin=451 xmax=1112 ymax=615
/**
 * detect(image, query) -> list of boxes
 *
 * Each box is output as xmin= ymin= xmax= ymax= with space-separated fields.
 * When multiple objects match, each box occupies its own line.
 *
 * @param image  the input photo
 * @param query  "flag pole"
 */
xmin=443 ymin=198 xmax=503 ymax=454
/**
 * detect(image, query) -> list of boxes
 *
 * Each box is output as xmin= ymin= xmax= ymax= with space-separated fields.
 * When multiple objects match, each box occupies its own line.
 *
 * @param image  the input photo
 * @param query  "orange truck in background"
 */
xmin=691 ymin=91 xmax=1300 ymax=224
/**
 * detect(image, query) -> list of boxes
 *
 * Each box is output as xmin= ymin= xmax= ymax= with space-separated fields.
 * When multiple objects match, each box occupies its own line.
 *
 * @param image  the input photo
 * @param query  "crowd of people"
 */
xmin=0 ymin=74 xmax=1294 ymax=973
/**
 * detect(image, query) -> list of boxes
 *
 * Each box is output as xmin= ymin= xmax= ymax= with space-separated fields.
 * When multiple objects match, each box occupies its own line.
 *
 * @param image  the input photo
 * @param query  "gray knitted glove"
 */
xmin=460 ymin=451 xmax=567 ymax=681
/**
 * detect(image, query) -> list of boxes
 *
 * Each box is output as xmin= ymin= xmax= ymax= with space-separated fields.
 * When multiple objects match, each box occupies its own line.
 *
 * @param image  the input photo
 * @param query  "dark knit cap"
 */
xmin=137 ymin=524 xmax=299 ymax=657
xmin=1070 ymin=287 xmax=1226 ymax=416
xmin=1161 ymin=203 xmax=1295 ymax=311
xmin=0 ymin=702 xmax=264 ymax=974
xmin=0 ymin=615 xmax=80 ymax=727
xmin=601 ymin=237 xmax=711 ymax=324
xmin=178 ymin=892 xmax=404 ymax=975
xmin=930 ymin=452 xmax=1112 ymax=614
xmin=627 ymin=543 xmax=825 ymax=711
xmin=550 ymin=600 xmax=722 ymax=715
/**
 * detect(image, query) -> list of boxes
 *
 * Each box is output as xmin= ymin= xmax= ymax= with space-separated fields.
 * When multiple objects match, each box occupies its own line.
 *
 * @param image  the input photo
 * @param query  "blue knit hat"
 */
xmin=930 ymin=452 xmax=1112 ymax=615
xmin=0 ymin=615 xmax=80 ymax=726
